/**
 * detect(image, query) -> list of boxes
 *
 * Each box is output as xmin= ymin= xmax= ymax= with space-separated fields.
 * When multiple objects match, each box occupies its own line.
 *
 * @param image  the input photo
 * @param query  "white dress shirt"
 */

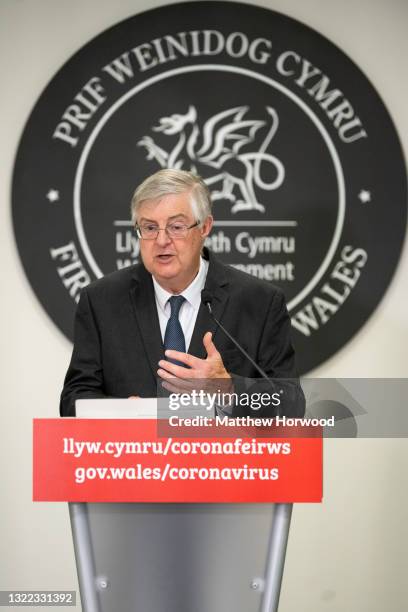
xmin=152 ymin=257 xmax=209 ymax=351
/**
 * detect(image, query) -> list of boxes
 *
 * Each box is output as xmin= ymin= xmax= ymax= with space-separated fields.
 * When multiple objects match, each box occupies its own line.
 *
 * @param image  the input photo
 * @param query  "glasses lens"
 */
xmin=140 ymin=224 xmax=158 ymax=239
xmin=167 ymin=223 xmax=187 ymax=238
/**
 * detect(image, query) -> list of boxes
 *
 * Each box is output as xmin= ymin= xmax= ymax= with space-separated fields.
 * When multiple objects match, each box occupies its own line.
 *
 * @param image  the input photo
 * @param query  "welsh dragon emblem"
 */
xmin=138 ymin=105 xmax=285 ymax=213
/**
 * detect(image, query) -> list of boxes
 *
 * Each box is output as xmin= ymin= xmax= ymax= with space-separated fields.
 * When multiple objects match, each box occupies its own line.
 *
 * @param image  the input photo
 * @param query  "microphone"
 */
xmin=201 ymin=290 xmax=304 ymax=418
xmin=201 ymin=289 xmax=275 ymax=385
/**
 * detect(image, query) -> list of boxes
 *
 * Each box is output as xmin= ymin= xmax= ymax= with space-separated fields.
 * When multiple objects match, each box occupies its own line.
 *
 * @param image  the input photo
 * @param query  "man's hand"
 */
xmin=158 ymin=332 xmax=231 ymax=393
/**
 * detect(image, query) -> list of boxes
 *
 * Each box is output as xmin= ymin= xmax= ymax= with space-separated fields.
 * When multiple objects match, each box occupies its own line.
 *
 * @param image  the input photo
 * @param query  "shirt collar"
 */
xmin=152 ymin=256 xmax=209 ymax=313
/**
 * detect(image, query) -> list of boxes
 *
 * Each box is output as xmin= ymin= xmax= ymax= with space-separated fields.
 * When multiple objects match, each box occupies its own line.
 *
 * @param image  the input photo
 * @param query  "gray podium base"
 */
xmin=69 ymin=502 xmax=292 ymax=612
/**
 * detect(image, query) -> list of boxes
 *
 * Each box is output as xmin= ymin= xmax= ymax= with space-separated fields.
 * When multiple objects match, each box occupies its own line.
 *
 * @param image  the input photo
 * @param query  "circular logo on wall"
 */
xmin=12 ymin=1 xmax=407 ymax=374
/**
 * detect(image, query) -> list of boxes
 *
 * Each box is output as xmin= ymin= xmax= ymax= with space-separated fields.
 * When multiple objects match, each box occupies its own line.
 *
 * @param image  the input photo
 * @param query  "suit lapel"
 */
xmin=129 ymin=265 xmax=164 ymax=379
xmin=128 ymin=250 xmax=230 ymax=367
xmin=188 ymin=251 xmax=230 ymax=358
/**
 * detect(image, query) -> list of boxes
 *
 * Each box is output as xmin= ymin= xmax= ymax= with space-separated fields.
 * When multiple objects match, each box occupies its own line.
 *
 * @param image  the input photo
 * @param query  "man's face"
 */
xmin=137 ymin=191 xmax=213 ymax=293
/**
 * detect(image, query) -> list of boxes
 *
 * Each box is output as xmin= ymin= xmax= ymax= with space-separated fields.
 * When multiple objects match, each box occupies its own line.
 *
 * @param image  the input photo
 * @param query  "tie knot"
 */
xmin=168 ymin=295 xmax=185 ymax=317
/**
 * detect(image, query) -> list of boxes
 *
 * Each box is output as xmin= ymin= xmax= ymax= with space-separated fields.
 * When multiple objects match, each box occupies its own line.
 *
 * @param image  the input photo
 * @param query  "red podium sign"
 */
xmin=33 ymin=419 xmax=322 ymax=503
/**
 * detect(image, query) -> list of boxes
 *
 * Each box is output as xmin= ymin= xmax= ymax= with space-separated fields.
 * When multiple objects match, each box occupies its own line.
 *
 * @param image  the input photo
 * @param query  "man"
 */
xmin=60 ymin=169 xmax=303 ymax=417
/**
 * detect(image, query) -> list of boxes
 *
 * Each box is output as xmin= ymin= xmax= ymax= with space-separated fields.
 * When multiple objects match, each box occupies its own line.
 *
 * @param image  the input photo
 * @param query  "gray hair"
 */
xmin=131 ymin=169 xmax=212 ymax=225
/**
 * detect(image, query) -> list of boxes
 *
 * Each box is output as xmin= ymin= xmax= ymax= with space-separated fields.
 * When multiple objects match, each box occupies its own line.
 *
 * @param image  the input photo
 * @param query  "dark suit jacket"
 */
xmin=60 ymin=248 xmax=304 ymax=417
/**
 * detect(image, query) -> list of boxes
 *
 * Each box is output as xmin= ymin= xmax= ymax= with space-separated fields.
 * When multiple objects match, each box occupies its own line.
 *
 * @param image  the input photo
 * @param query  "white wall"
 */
xmin=1 ymin=1 xmax=407 ymax=610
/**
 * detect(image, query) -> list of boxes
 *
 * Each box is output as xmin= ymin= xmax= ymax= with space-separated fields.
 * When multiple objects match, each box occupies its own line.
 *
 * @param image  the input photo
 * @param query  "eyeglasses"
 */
xmin=135 ymin=221 xmax=200 ymax=240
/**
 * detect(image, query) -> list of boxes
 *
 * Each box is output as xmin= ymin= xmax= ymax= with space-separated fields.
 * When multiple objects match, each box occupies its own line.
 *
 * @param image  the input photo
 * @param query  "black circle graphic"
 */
xmin=12 ymin=1 xmax=407 ymax=373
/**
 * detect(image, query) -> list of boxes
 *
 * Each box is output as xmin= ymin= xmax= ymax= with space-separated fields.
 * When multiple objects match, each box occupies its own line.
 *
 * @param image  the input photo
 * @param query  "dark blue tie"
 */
xmin=164 ymin=295 xmax=186 ymax=365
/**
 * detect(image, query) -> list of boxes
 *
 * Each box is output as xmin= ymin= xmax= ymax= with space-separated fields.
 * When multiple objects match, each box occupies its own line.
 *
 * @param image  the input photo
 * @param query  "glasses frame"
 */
xmin=135 ymin=220 xmax=200 ymax=240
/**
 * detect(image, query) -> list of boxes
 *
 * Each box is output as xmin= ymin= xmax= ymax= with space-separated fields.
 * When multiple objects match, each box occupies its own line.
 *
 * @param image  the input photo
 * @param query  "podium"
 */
xmin=69 ymin=501 xmax=292 ymax=612
xmin=69 ymin=400 xmax=294 ymax=612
